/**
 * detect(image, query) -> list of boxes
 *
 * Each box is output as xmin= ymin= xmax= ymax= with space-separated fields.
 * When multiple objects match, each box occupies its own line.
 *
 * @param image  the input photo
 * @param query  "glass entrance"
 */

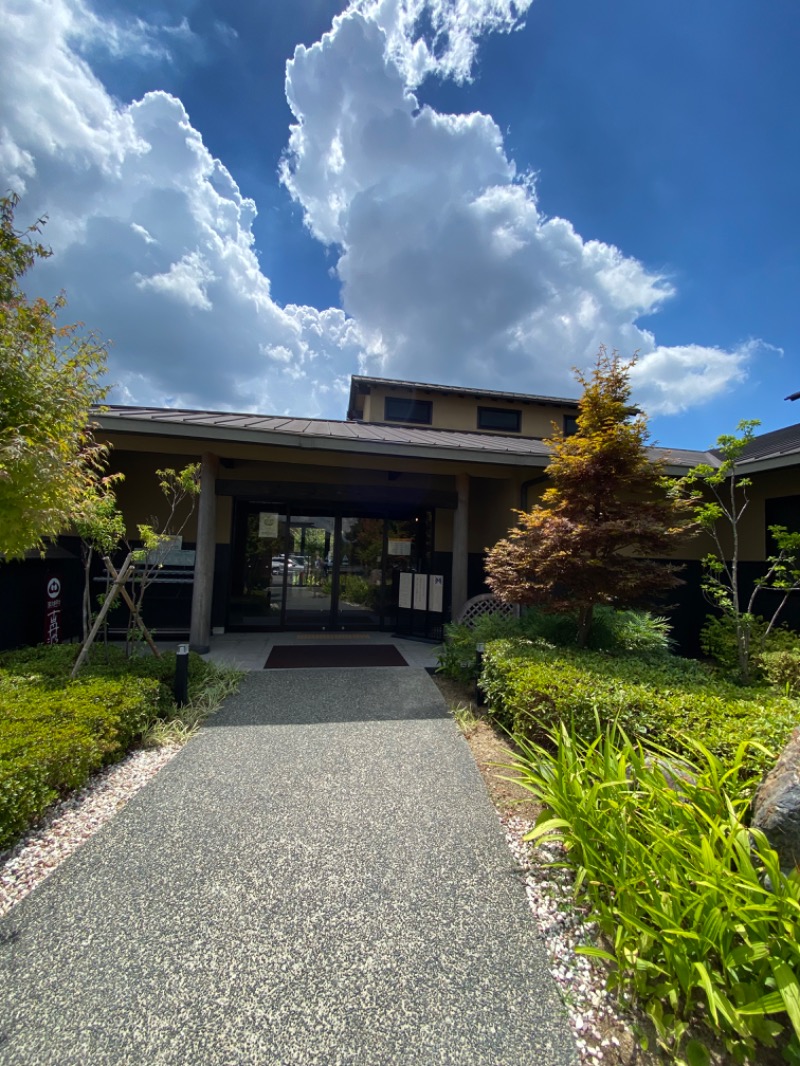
xmin=227 ymin=503 xmax=431 ymax=631
xmin=283 ymin=515 xmax=336 ymax=628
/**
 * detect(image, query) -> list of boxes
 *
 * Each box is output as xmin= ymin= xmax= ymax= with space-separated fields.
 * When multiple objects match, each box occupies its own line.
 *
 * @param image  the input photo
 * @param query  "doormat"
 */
xmin=264 ymin=644 xmax=408 ymax=669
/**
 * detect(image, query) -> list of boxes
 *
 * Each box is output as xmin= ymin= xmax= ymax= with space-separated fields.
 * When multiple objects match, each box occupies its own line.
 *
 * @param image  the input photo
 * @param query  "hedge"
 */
xmin=480 ymin=639 xmax=799 ymax=778
xmin=0 ymin=671 xmax=161 ymax=849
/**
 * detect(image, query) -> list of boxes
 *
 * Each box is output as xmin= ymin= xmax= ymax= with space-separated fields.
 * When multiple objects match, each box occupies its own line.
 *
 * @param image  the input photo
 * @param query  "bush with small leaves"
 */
xmin=480 ymin=639 xmax=798 ymax=779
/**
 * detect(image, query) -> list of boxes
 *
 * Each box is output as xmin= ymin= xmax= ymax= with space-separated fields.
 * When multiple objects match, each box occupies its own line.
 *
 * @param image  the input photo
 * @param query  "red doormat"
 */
xmin=264 ymin=644 xmax=408 ymax=669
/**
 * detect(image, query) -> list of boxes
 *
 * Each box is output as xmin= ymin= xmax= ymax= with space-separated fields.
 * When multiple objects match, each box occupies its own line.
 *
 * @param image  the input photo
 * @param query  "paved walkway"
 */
xmin=0 ymin=667 xmax=578 ymax=1065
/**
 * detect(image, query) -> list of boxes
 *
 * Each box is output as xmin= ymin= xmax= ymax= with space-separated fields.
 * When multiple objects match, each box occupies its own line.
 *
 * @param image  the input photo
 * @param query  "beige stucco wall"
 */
xmin=362 ymin=385 xmax=575 ymax=438
xmin=105 ymin=451 xmax=231 ymax=544
xmin=101 ymin=431 xmax=538 ymax=555
xmin=700 ymin=466 xmax=800 ymax=561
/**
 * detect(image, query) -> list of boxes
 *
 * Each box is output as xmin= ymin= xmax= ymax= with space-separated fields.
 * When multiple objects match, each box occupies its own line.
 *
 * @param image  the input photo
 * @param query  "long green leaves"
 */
xmin=508 ymin=721 xmax=800 ymax=1063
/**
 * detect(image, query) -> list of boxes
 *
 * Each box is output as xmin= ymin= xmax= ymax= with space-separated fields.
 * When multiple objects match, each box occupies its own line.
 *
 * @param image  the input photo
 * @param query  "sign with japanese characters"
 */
xmin=428 ymin=574 xmax=444 ymax=613
xmin=387 ymin=539 xmax=412 ymax=556
xmin=44 ymin=575 xmax=62 ymax=645
xmin=398 ymin=572 xmax=413 ymax=609
xmin=413 ymin=573 xmax=428 ymax=610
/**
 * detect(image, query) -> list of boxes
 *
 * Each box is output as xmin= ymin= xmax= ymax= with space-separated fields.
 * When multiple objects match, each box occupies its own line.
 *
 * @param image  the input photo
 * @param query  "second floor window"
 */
xmin=477 ymin=406 xmax=521 ymax=433
xmin=384 ymin=396 xmax=433 ymax=424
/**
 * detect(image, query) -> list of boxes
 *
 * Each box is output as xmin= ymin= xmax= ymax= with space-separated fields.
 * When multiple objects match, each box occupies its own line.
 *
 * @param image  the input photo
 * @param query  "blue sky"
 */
xmin=2 ymin=0 xmax=798 ymax=448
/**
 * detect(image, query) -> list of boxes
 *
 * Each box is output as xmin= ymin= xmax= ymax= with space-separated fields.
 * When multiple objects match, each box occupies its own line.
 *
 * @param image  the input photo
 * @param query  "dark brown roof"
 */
xmin=94 ymin=405 xmax=553 ymax=466
xmin=723 ymin=423 xmax=800 ymax=467
xmin=94 ymin=404 xmax=715 ymax=473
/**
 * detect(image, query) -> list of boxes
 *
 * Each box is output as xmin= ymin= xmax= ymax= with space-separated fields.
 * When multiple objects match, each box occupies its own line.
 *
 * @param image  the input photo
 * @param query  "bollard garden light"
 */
xmin=175 ymin=643 xmax=189 ymax=707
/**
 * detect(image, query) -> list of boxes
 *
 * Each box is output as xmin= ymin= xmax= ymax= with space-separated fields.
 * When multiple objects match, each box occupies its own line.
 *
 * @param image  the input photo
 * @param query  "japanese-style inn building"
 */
xmin=5 ymin=374 xmax=800 ymax=653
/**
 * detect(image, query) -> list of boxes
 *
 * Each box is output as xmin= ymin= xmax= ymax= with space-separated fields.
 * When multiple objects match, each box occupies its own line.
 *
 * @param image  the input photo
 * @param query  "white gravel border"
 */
xmin=0 ymin=745 xmax=180 ymax=919
xmin=501 ymin=813 xmax=639 ymax=1065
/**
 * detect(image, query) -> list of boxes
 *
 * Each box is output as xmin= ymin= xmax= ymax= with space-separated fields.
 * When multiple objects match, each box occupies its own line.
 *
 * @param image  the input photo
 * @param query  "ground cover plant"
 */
xmin=0 ymin=642 xmax=240 ymax=850
xmin=508 ymin=722 xmax=800 ymax=1065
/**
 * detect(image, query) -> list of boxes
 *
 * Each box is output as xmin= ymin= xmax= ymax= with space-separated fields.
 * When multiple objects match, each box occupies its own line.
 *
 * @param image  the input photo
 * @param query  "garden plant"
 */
xmin=0 ymin=642 xmax=240 ymax=851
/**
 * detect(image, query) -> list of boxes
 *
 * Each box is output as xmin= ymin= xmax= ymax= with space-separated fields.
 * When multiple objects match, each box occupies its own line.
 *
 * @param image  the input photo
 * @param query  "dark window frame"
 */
xmin=563 ymin=414 xmax=579 ymax=437
xmin=765 ymin=494 xmax=800 ymax=555
xmin=384 ymin=396 xmax=433 ymax=425
xmin=476 ymin=406 xmax=522 ymax=433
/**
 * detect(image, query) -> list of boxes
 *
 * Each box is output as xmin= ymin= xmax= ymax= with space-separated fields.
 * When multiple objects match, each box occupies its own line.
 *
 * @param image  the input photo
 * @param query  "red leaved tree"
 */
xmin=485 ymin=349 xmax=697 ymax=646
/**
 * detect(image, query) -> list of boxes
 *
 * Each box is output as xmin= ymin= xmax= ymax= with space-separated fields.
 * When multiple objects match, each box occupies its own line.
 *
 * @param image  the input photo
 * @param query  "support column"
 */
xmin=451 ymin=473 xmax=469 ymax=621
xmin=189 ymin=452 xmax=219 ymax=653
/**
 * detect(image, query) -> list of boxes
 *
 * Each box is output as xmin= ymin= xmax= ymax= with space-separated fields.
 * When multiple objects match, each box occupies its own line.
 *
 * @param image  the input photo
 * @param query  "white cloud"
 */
xmin=0 ymin=0 xmax=366 ymax=415
xmin=1 ymin=0 xmax=756 ymax=423
xmin=354 ymin=0 xmax=534 ymax=85
xmin=282 ymin=3 xmax=753 ymax=413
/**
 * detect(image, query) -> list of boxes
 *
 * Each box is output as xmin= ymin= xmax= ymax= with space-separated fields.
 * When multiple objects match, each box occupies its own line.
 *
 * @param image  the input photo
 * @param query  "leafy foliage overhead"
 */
xmin=0 ymin=194 xmax=108 ymax=558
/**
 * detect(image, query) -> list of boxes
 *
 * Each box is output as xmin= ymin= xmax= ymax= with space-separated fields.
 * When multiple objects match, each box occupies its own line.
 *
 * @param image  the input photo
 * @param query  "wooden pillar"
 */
xmin=451 ymin=473 xmax=469 ymax=621
xmin=190 ymin=452 xmax=219 ymax=653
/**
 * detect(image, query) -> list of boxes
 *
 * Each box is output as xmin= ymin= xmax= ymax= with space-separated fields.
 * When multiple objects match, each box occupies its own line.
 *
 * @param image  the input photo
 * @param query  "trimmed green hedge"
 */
xmin=0 ymin=642 xmax=229 ymax=851
xmin=480 ymin=639 xmax=799 ymax=777
xmin=0 ymin=672 xmax=160 ymax=849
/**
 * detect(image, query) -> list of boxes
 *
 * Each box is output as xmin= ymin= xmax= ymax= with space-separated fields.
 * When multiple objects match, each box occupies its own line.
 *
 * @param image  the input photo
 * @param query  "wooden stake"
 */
xmin=71 ymin=553 xmax=133 ymax=678
xmin=105 ymin=558 xmax=162 ymax=661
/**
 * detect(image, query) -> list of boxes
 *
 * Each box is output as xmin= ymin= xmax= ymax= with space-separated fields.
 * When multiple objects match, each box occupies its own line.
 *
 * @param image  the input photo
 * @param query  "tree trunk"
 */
xmin=737 ymin=617 xmax=752 ymax=685
xmin=576 ymin=604 xmax=594 ymax=648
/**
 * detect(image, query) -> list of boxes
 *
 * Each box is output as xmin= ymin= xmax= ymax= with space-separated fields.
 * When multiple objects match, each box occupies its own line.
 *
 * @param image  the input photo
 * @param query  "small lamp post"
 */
xmin=174 ymin=643 xmax=189 ymax=707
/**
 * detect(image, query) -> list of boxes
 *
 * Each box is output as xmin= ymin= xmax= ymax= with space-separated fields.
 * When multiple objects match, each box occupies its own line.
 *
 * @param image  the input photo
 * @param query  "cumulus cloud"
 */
xmin=1 ymin=0 xmax=755 ymax=420
xmin=282 ymin=2 xmax=753 ymax=413
xmin=0 ymin=0 xmax=364 ymax=414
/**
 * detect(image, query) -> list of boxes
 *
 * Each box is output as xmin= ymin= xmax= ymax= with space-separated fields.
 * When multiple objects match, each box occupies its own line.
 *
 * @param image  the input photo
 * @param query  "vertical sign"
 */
xmin=413 ymin=573 xmax=428 ymax=610
xmin=428 ymin=574 xmax=444 ymax=613
xmin=398 ymin=572 xmax=413 ymax=609
xmin=258 ymin=512 xmax=279 ymax=538
xmin=44 ymin=575 xmax=62 ymax=645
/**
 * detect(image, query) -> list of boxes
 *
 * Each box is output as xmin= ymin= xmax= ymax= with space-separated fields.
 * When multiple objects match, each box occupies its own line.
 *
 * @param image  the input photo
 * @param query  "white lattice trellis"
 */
xmin=456 ymin=593 xmax=518 ymax=628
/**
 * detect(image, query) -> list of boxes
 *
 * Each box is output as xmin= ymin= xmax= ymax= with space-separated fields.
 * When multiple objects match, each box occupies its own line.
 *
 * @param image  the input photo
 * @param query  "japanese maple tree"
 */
xmin=485 ymin=349 xmax=697 ymax=646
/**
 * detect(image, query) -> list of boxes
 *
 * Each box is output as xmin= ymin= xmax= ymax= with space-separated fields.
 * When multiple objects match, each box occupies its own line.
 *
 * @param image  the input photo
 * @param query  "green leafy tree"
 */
xmin=486 ymin=349 xmax=697 ymax=646
xmin=73 ymin=468 xmax=126 ymax=641
xmin=127 ymin=464 xmax=200 ymax=645
xmin=684 ymin=421 xmax=800 ymax=684
xmin=0 ymin=193 xmax=109 ymax=557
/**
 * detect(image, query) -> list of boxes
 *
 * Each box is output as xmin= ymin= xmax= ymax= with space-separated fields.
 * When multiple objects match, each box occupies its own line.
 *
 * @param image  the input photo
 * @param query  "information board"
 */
xmin=398 ymin=572 xmax=413 ymax=609
xmin=413 ymin=573 xmax=428 ymax=610
xmin=428 ymin=574 xmax=444 ymax=613
xmin=258 ymin=512 xmax=279 ymax=538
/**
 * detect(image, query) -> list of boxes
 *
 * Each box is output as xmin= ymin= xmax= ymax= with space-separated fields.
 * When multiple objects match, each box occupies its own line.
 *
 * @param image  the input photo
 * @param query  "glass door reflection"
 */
xmin=282 ymin=515 xmax=336 ymax=628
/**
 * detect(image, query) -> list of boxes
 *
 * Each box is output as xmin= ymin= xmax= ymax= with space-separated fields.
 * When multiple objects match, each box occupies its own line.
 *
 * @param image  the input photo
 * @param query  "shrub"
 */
xmin=0 ymin=642 xmax=239 ymax=849
xmin=338 ymin=575 xmax=379 ymax=610
xmin=437 ymin=607 xmax=673 ymax=681
xmin=700 ymin=613 xmax=798 ymax=677
xmin=509 ymin=722 xmax=800 ymax=1064
xmin=437 ymin=613 xmax=524 ymax=681
xmin=762 ymin=649 xmax=800 ymax=697
xmin=0 ymin=672 xmax=160 ymax=849
xmin=480 ymin=640 xmax=798 ymax=778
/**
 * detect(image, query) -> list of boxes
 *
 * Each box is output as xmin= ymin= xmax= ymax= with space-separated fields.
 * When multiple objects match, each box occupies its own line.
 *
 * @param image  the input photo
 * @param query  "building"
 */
xmin=3 ymin=375 xmax=799 ymax=653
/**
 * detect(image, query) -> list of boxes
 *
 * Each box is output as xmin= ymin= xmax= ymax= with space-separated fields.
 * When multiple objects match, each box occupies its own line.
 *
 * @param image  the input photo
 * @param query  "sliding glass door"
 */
xmin=228 ymin=503 xmax=431 ymax=631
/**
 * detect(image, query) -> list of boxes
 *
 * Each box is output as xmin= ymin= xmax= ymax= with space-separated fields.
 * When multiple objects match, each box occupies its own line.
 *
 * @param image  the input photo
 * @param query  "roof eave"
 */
xmin=734 ymin=452 xmax=800 ymax=475
xmin=94 ymin=414 xmax=552 ymax=469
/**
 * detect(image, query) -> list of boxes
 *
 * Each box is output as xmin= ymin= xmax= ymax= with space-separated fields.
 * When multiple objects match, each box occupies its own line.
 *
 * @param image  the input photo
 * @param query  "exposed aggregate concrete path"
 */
xmin=0 ymin=667 xmax=578 ymax=1065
